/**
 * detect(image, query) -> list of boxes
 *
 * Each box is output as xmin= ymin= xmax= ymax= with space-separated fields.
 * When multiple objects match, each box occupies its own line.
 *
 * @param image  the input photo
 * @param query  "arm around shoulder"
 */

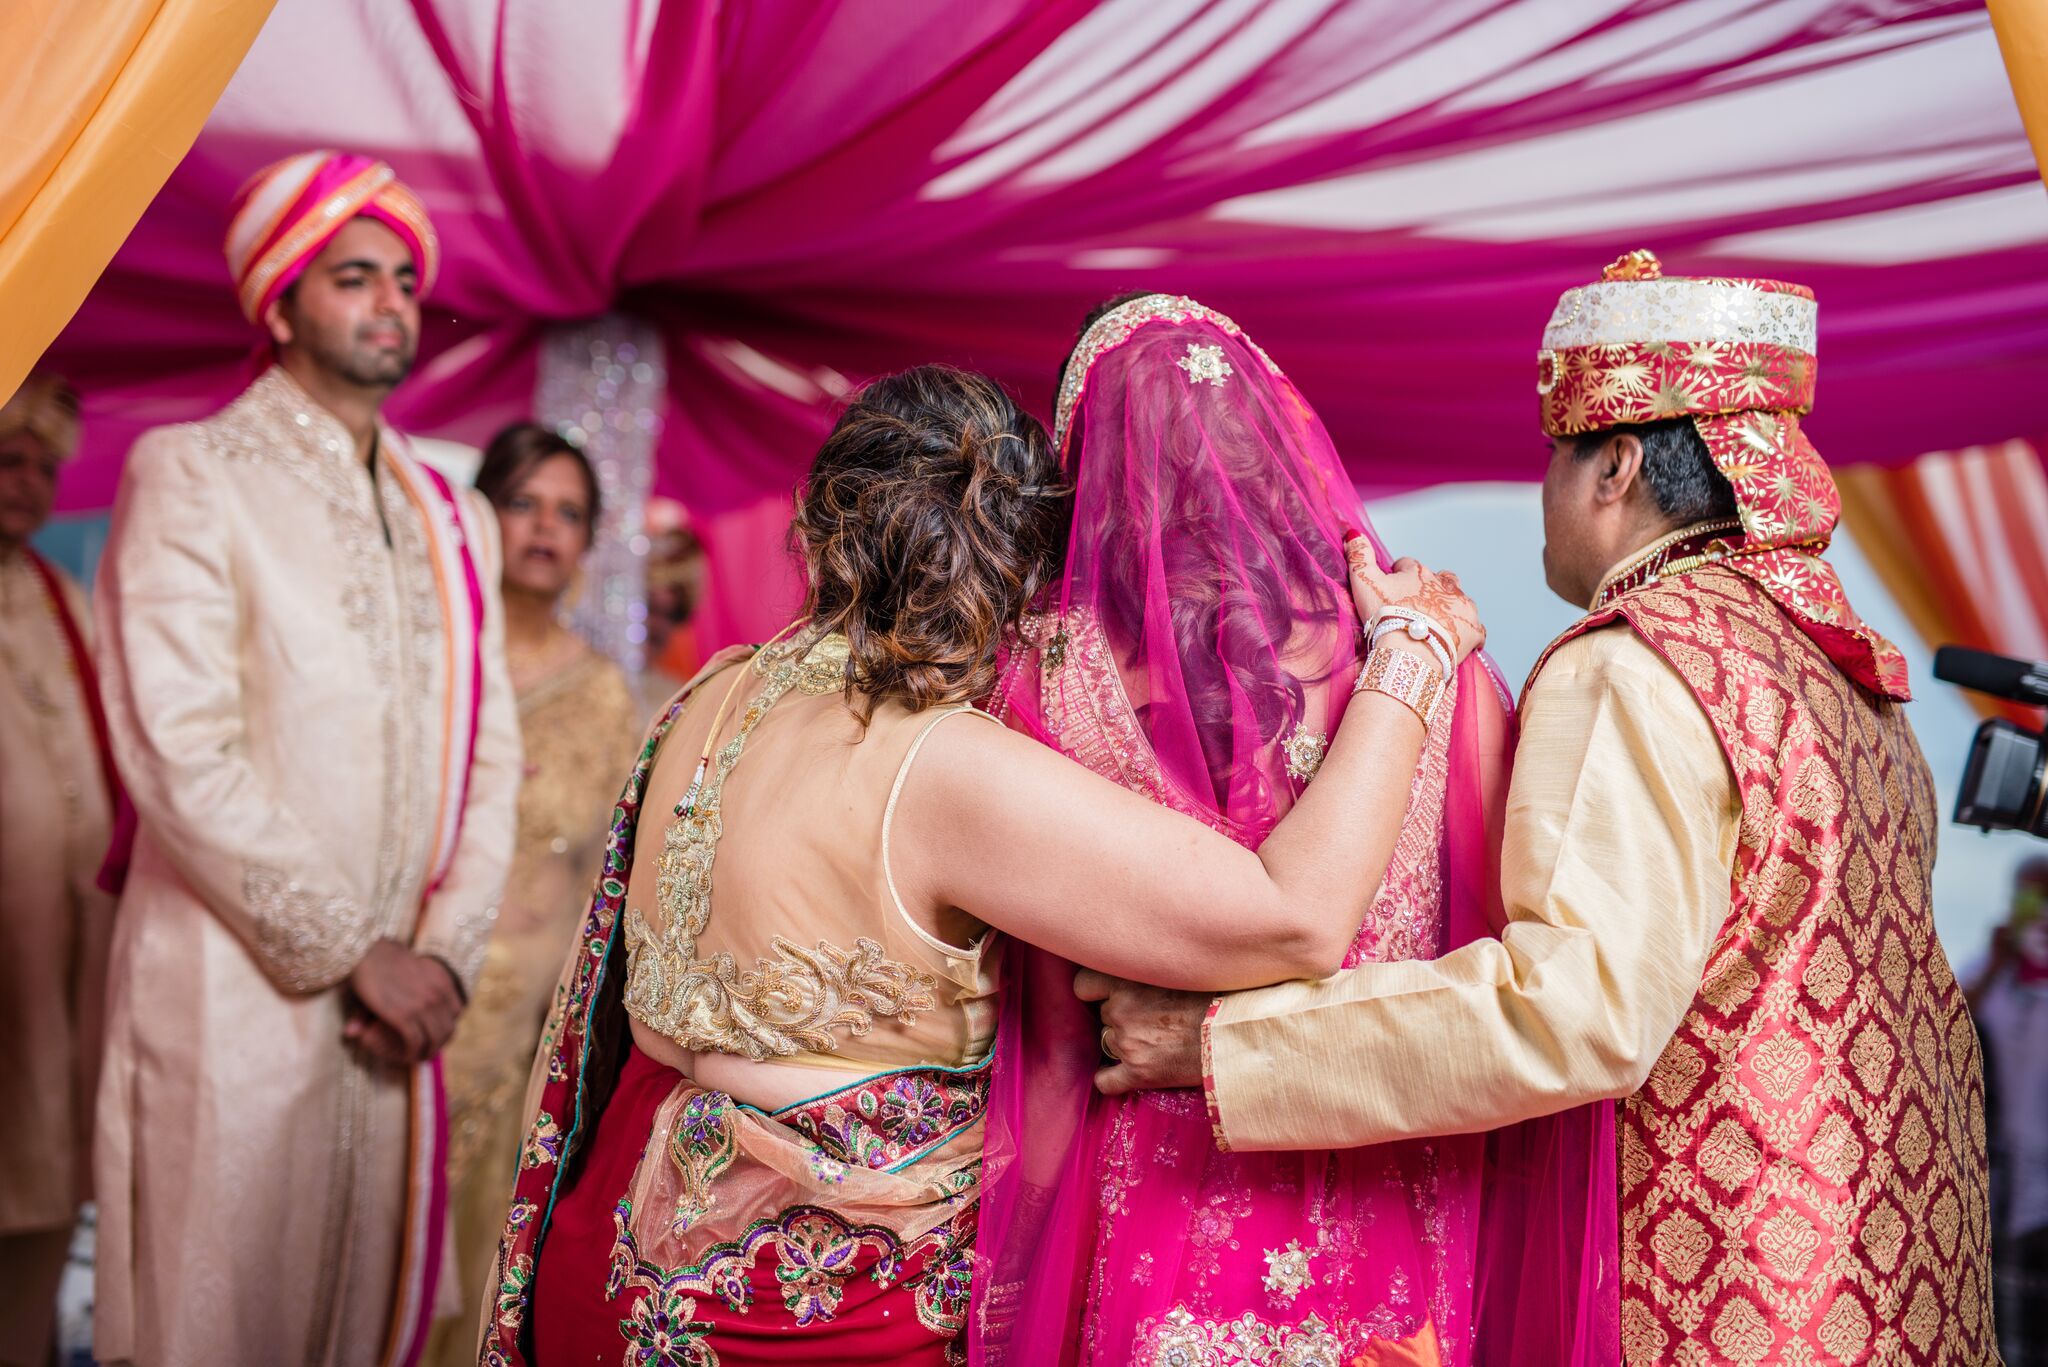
xmin=892 ymin=675 xmax=1433 ymax=991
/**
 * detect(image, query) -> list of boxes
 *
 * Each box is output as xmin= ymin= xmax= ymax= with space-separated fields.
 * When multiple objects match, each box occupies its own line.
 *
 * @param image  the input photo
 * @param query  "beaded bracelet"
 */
xmin=1368 ymin=621 xmax=1452 ymax=676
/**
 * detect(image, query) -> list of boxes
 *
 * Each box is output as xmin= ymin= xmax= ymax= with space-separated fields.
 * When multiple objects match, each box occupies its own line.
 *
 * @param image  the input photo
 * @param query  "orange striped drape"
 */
xmin=1837 ymin=439 xmax=2048 ymax=724
xmin=0 ymin=0 xmax=278 ymax=401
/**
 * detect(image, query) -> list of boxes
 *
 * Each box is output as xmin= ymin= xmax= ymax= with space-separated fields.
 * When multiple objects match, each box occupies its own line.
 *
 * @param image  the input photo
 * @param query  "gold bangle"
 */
xmin=1354 ymin=644 xmax=1444 ymax=727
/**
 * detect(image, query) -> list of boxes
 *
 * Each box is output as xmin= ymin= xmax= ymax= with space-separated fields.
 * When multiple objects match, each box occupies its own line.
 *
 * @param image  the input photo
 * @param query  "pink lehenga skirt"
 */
xmin=1075 ymin=1086 xmax=1480 ymax=1366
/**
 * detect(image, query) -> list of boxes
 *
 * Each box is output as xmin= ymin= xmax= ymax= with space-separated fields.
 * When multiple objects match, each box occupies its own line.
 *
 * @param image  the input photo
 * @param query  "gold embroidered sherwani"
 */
xmin=0 ymin=550 xmax=115 ymax=1355
xmin=91 ymin=368 xmax=521 ymax=1366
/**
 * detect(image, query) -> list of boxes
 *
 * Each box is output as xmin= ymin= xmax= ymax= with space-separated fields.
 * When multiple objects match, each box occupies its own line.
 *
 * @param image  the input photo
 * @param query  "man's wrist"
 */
xmin=425 ymin=952 xmax=468 ymax=1004
xmin=347 ymin=935 xmax=398 ymax=983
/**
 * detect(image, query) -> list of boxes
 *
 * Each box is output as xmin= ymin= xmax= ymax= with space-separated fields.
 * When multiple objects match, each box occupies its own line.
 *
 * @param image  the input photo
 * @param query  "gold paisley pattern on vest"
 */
xmin=622 ymin=633 xmax=939 ymax=1059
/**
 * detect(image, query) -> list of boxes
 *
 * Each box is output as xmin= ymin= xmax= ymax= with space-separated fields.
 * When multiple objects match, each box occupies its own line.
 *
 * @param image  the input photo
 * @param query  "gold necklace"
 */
xmin=1590 ymin=517 xmax=1745 ymax=608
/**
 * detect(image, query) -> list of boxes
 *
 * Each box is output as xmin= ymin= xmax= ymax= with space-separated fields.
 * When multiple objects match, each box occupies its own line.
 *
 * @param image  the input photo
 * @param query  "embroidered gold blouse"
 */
xmin=623 ymin=634 xmax=1000 ymax=1080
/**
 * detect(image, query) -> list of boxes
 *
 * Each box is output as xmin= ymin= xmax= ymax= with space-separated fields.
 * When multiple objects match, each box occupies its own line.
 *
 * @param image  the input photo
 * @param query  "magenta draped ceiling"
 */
xmin=43 ymin=0 xmax=2048 ymax=645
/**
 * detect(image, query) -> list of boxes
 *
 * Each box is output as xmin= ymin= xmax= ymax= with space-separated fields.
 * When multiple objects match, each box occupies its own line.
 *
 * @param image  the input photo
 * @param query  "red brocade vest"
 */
xmin=1532 ymin=566 xmax=1996 ymax=1366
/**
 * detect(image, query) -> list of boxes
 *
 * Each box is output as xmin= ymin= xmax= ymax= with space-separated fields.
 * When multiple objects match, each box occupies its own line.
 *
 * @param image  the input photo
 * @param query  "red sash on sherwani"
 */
xmin=1531 ymin=565 xmax=1995 ymax=1366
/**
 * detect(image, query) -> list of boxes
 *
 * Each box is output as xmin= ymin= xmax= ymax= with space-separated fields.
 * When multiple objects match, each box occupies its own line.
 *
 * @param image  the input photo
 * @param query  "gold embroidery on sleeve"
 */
xmin=244 ymin=863 xmax=376 ymax=991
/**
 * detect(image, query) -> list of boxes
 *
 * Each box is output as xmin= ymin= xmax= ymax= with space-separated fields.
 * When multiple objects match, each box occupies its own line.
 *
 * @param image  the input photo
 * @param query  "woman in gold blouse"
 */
xmin=483 ymin=367 xmax=1483 ymax=1365
xmin=425 ymin=424 xmax=639 ymax=1367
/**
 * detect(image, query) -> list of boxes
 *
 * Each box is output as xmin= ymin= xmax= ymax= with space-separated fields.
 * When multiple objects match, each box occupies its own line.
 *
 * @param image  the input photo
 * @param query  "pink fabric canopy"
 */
xmin=43 ymin=0 xmax=2048 ymax=644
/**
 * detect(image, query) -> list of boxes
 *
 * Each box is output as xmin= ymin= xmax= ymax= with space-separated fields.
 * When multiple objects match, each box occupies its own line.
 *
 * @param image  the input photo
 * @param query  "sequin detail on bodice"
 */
xmin=621 ymin=635 xmax=940 ymax=1061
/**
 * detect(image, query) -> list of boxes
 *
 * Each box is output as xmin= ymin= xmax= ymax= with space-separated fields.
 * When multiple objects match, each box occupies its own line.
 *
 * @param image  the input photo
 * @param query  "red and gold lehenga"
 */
xmin=484 ymin=632 xmax=998 ymax=1365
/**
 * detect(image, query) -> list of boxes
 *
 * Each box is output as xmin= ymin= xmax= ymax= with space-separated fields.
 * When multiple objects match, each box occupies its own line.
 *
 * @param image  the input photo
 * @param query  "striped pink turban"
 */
xmin=224 ymin=151 xmax=439 ymax=324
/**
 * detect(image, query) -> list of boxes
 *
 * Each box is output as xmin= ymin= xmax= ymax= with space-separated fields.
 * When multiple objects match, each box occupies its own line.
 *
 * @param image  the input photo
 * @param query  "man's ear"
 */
xmin=263 ymin=297 xmax=295 ymax=349
xmin=1592 ymin=432 xmax=1645 ymax=508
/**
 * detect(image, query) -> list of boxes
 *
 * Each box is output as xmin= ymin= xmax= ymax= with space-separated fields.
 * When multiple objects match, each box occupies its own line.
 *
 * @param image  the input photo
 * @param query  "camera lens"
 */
xmin=1955 ymin=719 xmax=2048 ymax=835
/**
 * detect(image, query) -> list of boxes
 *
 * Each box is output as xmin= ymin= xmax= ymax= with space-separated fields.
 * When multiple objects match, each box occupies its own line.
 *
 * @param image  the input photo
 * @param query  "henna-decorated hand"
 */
xmin=1344 ymin=538 xmax=1486 ymax=665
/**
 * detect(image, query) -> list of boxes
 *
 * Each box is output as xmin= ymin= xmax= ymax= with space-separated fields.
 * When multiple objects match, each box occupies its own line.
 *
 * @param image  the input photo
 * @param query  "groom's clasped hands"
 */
xmin=342 ymin=936 xmax=466 ymax=1067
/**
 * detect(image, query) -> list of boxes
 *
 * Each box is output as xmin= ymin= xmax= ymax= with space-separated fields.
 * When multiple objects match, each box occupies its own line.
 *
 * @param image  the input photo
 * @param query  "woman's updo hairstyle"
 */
xmin=793 ymin=365 xmax=1070 ymax=719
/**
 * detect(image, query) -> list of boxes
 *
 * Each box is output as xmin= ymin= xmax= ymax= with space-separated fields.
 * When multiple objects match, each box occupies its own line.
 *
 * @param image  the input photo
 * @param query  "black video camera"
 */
xmin=1935 ymin=646 xmax=2048 ymax=837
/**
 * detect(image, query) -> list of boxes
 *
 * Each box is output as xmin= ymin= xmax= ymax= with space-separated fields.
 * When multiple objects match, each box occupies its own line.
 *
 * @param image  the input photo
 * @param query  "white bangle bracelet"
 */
xmin=1367 ymin=609 xmax=1454 ymax=674
xmin=1369 ymin=606 xmax=1454 ymax=651
xmin=1370 ymin=629 xmax=1453 ymax=682
xmin=1370 ymin=621 xmax=1452 ymax=675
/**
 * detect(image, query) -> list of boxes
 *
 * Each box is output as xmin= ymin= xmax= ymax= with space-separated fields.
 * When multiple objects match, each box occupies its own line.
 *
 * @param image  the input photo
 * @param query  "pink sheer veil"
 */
xmin=969 ymin=296 xmax=1617 ymax=1364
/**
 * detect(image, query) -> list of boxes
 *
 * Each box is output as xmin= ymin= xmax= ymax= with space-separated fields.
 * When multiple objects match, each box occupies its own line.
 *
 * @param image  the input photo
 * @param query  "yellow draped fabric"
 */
xmin=1990 ymin=0 xmax=2048 ymax=187
xmin=0 ymin=0 xmax=276 ymax=400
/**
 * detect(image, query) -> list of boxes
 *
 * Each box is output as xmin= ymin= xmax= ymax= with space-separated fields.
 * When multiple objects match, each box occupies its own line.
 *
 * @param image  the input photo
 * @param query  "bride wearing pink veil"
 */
xmin=973 ymin=295 xmax=1616 ymax=1366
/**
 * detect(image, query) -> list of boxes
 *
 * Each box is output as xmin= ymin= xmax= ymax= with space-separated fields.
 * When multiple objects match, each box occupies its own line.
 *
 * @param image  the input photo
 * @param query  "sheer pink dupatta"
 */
xmin=969 ymin=297 xmax=1616 ymax=1365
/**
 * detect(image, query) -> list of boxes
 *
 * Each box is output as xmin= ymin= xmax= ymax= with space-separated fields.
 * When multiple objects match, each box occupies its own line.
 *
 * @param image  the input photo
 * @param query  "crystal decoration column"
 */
xmin=535 ymin=315 xmax=664 ymax=676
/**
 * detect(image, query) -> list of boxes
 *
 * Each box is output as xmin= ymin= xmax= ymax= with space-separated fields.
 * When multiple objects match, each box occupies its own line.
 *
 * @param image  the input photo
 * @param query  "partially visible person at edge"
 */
xmin=642 ymin=521 xmax=708 ymax=705
xmin=422 ymin=422 xmax=639 ymax=1367
xmin=478 ymin=363 xmax=1485 ymax=1365
xmin=1087 ymin=251 xmax=1998 ymax=1365
xmin=977 ymin=292 xmax=1611 ymax=1366
xmin=0 ymin=375 xmax=120 ymax=1367
xmin=1967 ymin=856 xmax=2048 ymax=1366
xmin=92 ymin=151 xmax=520 ymax=1366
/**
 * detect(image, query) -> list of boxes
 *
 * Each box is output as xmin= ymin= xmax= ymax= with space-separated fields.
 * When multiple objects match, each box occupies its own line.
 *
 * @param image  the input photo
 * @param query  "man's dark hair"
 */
xmin=1572 ymin=417 xmax=1738 ymax=524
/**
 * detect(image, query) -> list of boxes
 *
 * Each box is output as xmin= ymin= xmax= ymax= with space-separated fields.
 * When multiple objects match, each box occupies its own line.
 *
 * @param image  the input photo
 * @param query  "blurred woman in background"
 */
xmin=425 ymin=422 xmax=640 ymax=1367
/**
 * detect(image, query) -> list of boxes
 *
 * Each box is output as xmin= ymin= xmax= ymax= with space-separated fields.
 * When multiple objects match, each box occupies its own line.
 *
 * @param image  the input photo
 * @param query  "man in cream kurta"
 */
xmin=0 ymin=375 xmax=118 ymax=1366
xmin=92 ymin=154 xmax=520 ymax=1366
